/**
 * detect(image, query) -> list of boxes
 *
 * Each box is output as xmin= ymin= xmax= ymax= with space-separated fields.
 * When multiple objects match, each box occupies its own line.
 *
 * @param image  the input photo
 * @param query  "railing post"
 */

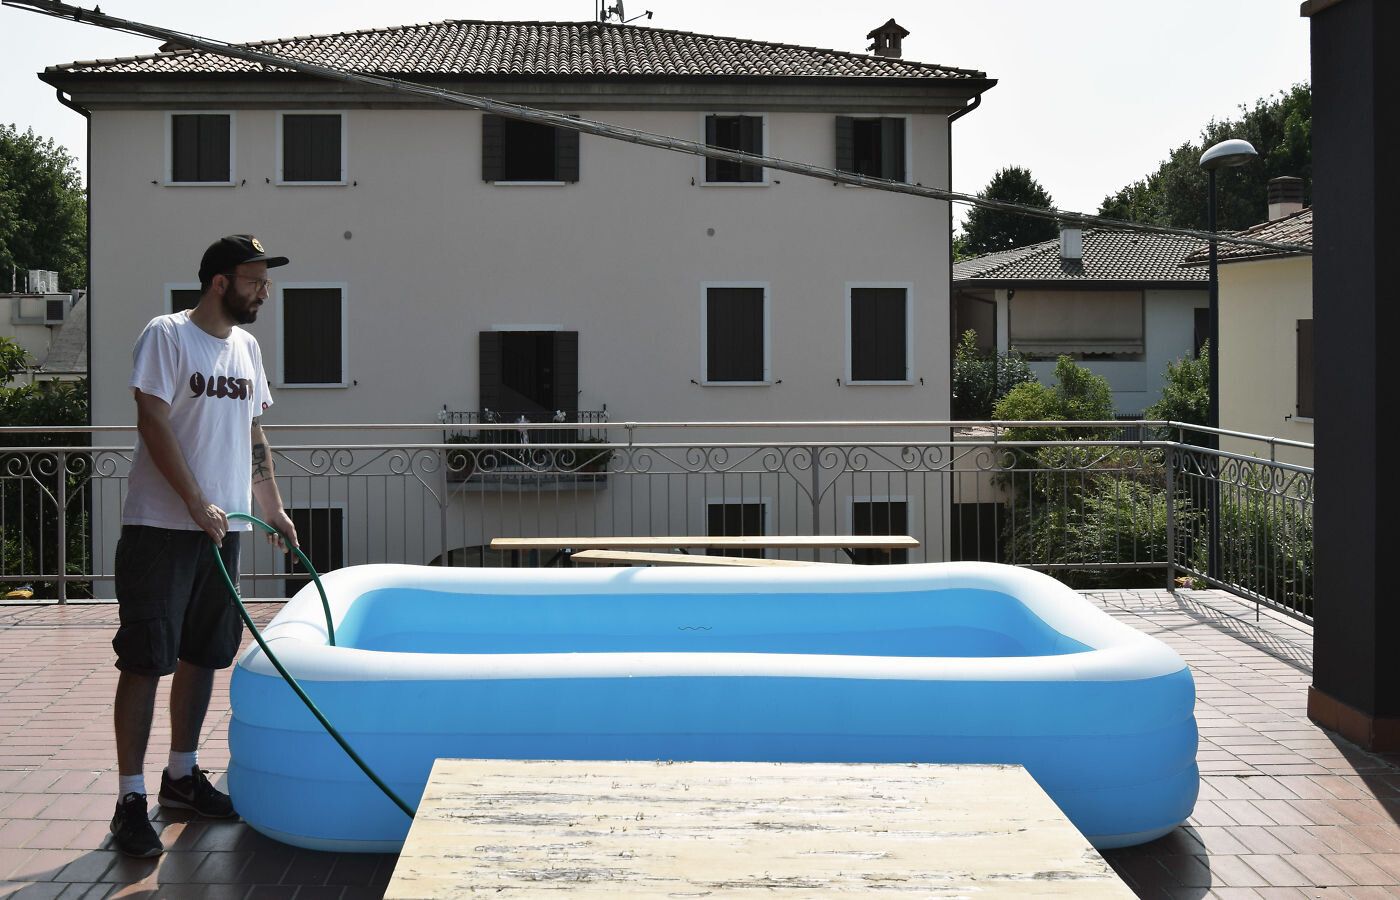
xmin=438 ymin=446 xmax=450 ymax=566
xmin=809 ymin=445 xmax=821 ymax=546
xmin=1165 ymin=443 xmax=1176 ymax=592
xmin=57 ymin=450 xmax=68 ymax=604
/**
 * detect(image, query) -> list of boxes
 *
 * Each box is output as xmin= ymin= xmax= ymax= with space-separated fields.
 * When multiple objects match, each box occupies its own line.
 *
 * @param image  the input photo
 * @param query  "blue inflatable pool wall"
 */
xmin=229 ymin=562 xmax=1198 ymax=851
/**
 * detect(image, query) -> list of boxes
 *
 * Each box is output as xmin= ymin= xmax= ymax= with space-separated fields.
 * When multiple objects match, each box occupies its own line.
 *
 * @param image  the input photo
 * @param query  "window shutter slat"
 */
xmin=704 ymin=115 xmax=719 ymax=183
xmin=481 ymin=115 xmax=504 ymax=182
xmin=552 ymin=331 xmax=579 ymax=413
xmin=555 ymin=125 xmax=580 ymax=182
xmin=478 ymin=331 xmax=503 ymax=410
xmin=834 ymin=116 xmax=855 ymax=173
xmin=882 ymin=117 xmax=905 ymax=181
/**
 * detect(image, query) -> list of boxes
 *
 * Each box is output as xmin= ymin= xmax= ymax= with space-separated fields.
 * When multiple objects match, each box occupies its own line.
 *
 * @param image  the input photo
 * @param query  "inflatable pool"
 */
xmin=229 ymin=561 xmax=1197 ymax=851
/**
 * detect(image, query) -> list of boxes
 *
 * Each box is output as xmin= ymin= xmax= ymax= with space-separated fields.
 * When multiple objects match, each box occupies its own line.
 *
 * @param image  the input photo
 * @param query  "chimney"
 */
xmin=867 ymin=19 xmax=910 ymax=58
xmin=1267 ymin=176 xmax=1305 ymax=220
xmin=1059 ymin=223 xmax=1083 ymax=261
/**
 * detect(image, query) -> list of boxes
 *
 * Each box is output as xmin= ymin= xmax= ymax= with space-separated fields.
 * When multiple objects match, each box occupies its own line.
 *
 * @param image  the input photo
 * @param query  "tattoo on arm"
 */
xmin=251 ymin=440 xmax=272 ymax=484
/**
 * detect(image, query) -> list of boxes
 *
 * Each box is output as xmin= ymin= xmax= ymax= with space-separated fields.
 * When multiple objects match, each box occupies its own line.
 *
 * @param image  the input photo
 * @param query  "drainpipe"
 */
xmin=947 ymin=92 xmax=984 ymax=436
xmin=54 ymin=87 xmax=91 ymax=431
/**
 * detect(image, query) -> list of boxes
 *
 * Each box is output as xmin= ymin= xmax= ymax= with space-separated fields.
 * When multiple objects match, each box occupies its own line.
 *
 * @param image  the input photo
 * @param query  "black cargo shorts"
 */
xmin=112 ymin=525 xmax=243 ymax=675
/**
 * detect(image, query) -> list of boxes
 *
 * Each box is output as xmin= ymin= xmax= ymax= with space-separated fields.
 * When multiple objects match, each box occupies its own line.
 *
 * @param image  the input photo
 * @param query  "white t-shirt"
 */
xmin=123 ymin=311 xmax=273 ymax=531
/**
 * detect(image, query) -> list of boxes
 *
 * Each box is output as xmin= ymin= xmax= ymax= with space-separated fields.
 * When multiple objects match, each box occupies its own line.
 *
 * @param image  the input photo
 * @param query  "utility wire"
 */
xmin=6 ymin=0 xmax=1312 ymax=255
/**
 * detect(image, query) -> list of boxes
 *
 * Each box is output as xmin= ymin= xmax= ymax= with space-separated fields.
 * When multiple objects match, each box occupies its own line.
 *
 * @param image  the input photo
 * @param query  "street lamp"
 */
xmin=1198 ymin=138 xmax=1257 ymax=582
xmin=1199 ymin=139 xmax=1258 ymax=436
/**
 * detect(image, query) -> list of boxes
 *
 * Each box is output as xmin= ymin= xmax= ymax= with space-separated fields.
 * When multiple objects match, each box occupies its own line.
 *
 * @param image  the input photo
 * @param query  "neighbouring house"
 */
xmin=953 ymin=225 xmax=1210 ymax=417
xmin=1183 ymin=177 xmax=1313 ymax=467
xmin=2 ymin=270 xmax=88 ymax=386
xmin=39 ymin=18 xmax=993 ymax=582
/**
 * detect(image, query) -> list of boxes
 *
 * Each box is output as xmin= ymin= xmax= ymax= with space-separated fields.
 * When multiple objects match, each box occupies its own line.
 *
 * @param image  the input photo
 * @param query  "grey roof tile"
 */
xmin=49 ymin=20 xmax=987 ymax=80
xmin=953 ymin=229 xmax=1209 ymax=285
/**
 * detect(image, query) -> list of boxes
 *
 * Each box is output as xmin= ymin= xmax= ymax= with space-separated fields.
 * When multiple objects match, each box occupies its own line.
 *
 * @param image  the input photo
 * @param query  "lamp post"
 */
xmin=1198 ymin=138 xmax=1257 ymax=580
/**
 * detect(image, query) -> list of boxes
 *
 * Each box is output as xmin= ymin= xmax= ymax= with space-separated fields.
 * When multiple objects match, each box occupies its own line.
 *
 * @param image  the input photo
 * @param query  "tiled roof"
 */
xmin=49 ymin=20 xmax=987 ymax=80
xmin=953 ymin=229 xmax=1209 ymax=286
xmin=1182 ymin=207 xmax=1313 ymax=265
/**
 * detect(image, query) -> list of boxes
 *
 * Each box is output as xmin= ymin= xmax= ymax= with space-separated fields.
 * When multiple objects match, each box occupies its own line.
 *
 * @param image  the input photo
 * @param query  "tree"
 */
xmin=1144 ymin=342 xmax=1210 ymax=444
xmin=0 ymin=124 xmax=87 ymax=291
xmin=961 ymin=166 xmax=1059 ymax=256
xmin=951 ymin=330 xmax=1036 ymax=419
xmin=993 ymin=355 xmax=1116 ymax=442
xmin=1099 ymin=85 xmax=1311 ymax=232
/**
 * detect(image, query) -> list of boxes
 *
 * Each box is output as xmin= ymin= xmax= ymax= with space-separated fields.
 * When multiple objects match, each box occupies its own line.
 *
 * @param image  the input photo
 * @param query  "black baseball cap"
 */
xmin=198 ymin=234 xmax=289 ymax=284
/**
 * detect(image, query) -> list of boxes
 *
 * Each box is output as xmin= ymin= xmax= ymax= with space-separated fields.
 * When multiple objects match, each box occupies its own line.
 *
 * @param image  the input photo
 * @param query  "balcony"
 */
xmin=3 ymin=421 xmax=1392 ymax=897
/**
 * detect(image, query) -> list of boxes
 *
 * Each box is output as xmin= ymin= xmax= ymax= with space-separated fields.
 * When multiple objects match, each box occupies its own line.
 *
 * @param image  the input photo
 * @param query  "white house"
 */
xmin=953 ymin=225 xmax=1210 ymax=417
xmin=40 ymin=18 xmax=994 ymax=582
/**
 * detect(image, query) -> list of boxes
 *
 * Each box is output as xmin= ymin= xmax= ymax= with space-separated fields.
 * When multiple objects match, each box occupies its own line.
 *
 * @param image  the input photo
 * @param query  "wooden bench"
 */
xmin=385 ymin=758 xmax=1133 ymax=898
xmin=569 ymin=549 xmax=843 ymax=567
xmin=489 ymin=534 xmax=918 ymax=566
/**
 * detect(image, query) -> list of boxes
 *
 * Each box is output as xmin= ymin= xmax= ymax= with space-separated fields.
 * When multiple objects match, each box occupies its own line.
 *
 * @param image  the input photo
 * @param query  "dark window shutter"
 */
xmin=881 ymin=117 xmax=906 ymax=181
xmin=835 ymin=116 xmax=855 ymax=173
xmin=851 ymin=287 xmax=907 ymax=381
xmin=707 ymin=502 xmax=765 ymax=558
xmin=738 ymin=116 xmax=762 ymax=182
xmin=479 ymin=331 xmax=504 ymax=411
xmin=170 ymin=288 xmax=201 ymax=310
xmin=1297 ymin=319 xmax=1314 ymax=418
xmin=852 ymin=501 xmax=909 ymax=564
xmin=706 ymin=288 xmax=765 ymax=381
xmin=283 ymin=114 xmax=341 ymax=181
xmin=481 ymin=114 xmax=504 ymax=182
xmin=282 ymin=288 xmax=342 ymax=384
xmin=554 ymin=125 xmax=580 ymax=182
xmin=285 ymin=507 xmax=344 ymax=595
xmin=704 ymin=115 xmax=719 ymax=183
xmin=552 ymin=331 xmax=579 ymax=413
xmin=172 ymin=114 xmax=230 ymax=182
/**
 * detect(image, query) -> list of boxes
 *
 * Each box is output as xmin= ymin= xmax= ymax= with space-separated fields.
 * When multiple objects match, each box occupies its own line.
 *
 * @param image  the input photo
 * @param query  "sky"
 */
xmin=1 ymin=1 xmax=1311 ymax=226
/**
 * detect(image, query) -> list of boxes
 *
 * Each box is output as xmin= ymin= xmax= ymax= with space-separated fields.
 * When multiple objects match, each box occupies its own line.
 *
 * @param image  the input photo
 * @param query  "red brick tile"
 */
xmin=1211 ymin=854 xmax=1272 ymax=887
xmin=1341 ymin=824 xmax=1400 ymax=853
xmin=1284 ymin=854 xmax=1351 ymax=886
xmin=1237 ymin=854 xmax=1308 ymax=887
xmin=1325 ymin=854 xmax=1395 ymax=885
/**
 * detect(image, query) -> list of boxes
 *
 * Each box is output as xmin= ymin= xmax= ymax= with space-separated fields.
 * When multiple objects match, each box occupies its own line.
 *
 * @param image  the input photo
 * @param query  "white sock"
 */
xmin=166 ymin=750 xmax=197 ymax=780
xmin=118 ymin=774 xmax=145 ymax=800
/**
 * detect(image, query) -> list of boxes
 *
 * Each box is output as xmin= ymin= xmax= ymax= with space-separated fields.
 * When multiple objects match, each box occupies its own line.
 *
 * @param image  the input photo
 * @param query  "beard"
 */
xmin=220 ymin=283 xmax=260 ymax=324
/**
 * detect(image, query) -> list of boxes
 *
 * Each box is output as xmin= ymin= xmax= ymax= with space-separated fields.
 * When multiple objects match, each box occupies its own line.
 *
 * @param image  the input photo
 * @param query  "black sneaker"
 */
xmin=110 ymin=792 xmax=163 ymax=858
xmin=158 ymin=766 xmax=237 ymax=818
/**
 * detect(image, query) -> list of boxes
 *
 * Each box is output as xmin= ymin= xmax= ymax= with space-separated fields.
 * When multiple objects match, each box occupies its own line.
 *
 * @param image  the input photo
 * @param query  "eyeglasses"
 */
xmin=223 ymin=273 xmax=273 ymax=292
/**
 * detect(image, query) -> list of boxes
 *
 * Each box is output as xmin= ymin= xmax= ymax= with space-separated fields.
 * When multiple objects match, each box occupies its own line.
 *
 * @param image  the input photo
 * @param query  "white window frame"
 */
xmin=698 ymin=112 xmax=770 ymax=187
xmin=701 ymin=281 xmax=771 ymax=386
xmin=276 ymin=282 xmax=349 ymax=388
xmin=164 ymin=111 xmax=235 ymax=186
xmin=839 ymin=113 xmax=913 ymax=186
xmin=276 ymin=111 xmax=348 ymax=186
xmin=163 ymin=283 xmax=202 ymax=316
xmin=845 ymin=282 xmax=914 ymax=385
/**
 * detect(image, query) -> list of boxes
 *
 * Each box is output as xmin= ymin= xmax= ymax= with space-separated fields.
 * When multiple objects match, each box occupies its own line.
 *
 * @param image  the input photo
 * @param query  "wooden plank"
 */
xmin=569 ymin=549 xmax=844 ymax=567
xmin=490 ymin=535 xmax=919 ymax=552
xmin=386 ymin=758 xmax=1134 ymax=899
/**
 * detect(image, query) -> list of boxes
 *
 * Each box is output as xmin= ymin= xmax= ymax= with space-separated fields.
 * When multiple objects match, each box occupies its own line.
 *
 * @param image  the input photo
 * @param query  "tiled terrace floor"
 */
xmin=0 ymin=589 xmax=1396 ymax=899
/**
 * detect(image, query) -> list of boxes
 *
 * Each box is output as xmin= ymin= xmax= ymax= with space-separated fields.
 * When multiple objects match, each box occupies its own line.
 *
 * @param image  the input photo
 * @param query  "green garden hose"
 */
xmin=212 ymin=512 xmax=416 ymax=818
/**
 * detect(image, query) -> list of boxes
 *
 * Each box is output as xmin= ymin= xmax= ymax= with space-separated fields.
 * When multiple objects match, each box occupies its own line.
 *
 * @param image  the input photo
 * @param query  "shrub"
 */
xmin=951 ymin=331 xmax=1036 ymax=420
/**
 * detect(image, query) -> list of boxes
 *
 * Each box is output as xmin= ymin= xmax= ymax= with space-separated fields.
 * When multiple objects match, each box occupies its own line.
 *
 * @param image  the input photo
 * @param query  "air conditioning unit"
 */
xmin=44 ymin=298 xmax=69 ymax=325
xmin=27 ymin=270 xmax=58 ymax=294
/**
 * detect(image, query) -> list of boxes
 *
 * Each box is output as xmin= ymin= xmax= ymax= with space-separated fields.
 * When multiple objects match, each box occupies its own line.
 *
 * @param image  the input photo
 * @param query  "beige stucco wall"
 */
xmin=1217 ymin=255 xmax=1314 ymax=467
xmin=87 ymin=106 xmax=951 ymax=435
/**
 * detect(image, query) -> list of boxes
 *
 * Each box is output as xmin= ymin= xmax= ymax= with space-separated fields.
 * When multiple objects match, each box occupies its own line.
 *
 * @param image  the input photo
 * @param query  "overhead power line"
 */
xmin=6 ymin=0 xmax=1311 ymax=255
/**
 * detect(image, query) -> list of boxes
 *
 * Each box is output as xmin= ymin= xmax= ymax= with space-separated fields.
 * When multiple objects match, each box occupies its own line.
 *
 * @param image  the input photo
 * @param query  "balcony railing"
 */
xmin=0 ymin=421 xmax=1313 ymax=622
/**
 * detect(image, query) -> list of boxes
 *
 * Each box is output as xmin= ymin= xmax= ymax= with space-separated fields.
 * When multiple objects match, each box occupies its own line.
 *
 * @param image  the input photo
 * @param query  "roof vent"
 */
xmin=867 ymin=19 xmax=910 ymax=58
xmin=1267 ymin=176 xmax=1305 ymax=221
xmin=1059 ymin=224 xmax=1083 ymax=261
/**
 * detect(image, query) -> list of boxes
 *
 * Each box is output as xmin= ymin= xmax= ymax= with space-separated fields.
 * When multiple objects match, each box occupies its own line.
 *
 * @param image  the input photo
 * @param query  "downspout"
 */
xmin=54 ymin=87 xmax=91 ymax=430
xmin=946 ymin=92 xmax=983 ymax=434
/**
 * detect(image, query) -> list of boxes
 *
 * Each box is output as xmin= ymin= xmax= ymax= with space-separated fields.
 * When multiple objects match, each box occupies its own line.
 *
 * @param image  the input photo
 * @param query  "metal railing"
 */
xmin=0 ymin=421 xmax=1313 ymax=621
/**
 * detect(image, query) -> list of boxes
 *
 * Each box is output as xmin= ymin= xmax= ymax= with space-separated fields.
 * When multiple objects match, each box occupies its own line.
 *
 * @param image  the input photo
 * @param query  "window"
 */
xmin=284 ymin=507 xmax=344 ymax=596
xmin=478 ymin=330 xmax=579 ymax=417
xmin=168 ymin=113 xmax=232 ymax=184
xmin=848 ymin=285 xmax=909 ymax=382
xmin=851 ymin=500 xmax=908 ymax=565
xmin=707 ymin=501 xmax=766 ymax=559
xmin=481 ymin=114 xmax=579 ymax=183
xmin=280 ymin=285 xmax=346 ymax=386
xmin=1296 ymin=318 xmax=1314 ymax=419
xmin=835 ymin=116 xmax=906 ymax=181
xmin=703 ymin=114 xmax=764 ymax=184
xmin=280 ymin=113 xmax=344 ymax=183
xmin=703 ymin=285 xmax=768 ymax=383
xmin=165 ymin=285 xmax=202 ymax=314
xmin=1008 ymin=290 xmax=1145 ymax=361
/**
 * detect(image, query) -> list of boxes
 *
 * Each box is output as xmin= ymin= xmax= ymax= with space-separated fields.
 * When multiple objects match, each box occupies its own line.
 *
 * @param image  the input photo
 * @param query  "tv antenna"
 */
xmin=597 ymin=0 xmax=653 ymax=24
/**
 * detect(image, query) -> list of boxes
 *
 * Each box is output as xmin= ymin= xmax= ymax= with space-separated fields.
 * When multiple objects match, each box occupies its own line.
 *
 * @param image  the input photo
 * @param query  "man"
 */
xmin=109 ymin=234 xmax=300 ymax=858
